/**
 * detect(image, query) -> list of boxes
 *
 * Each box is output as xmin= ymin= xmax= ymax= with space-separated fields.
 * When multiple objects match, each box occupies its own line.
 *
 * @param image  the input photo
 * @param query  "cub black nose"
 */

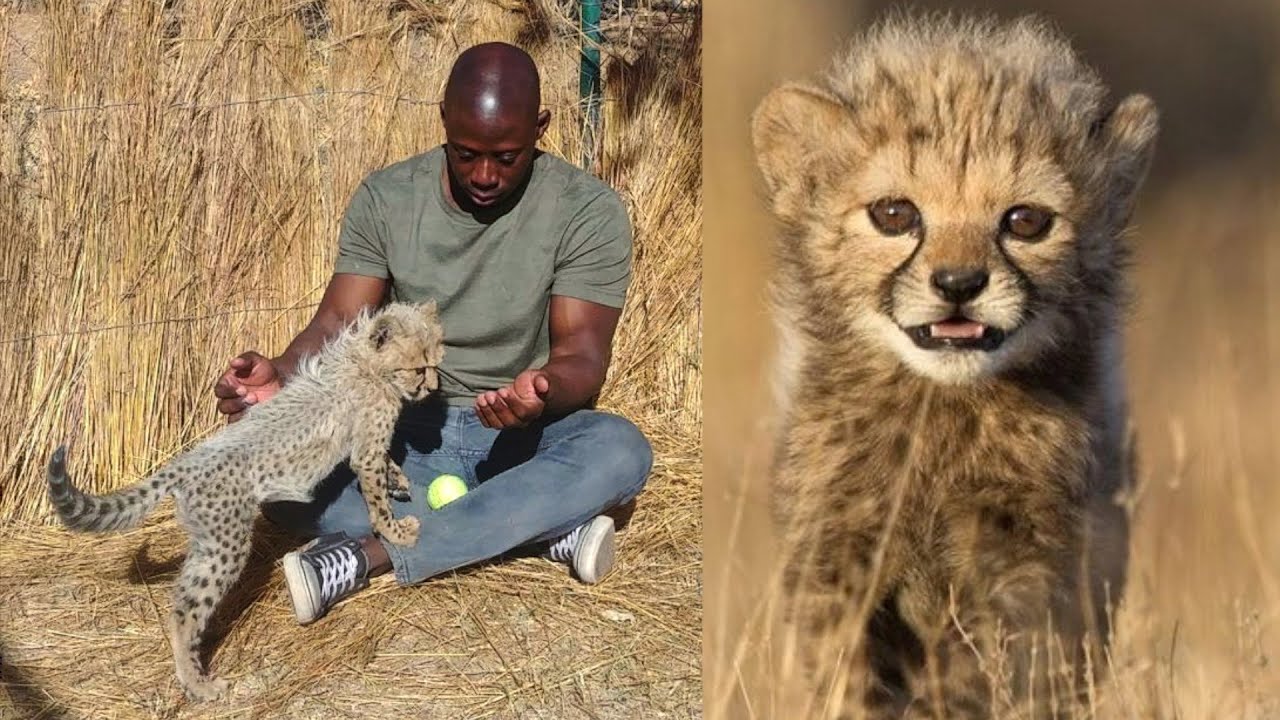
xmin=930 ymin=268 xmax=989 ymax=304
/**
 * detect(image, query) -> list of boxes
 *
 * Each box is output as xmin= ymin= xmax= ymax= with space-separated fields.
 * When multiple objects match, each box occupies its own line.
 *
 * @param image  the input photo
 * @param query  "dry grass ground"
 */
xmin=0 ymin=1 xmax=701 ymax=717
xmin=705 ymin=0 xmax=1280 ymax=718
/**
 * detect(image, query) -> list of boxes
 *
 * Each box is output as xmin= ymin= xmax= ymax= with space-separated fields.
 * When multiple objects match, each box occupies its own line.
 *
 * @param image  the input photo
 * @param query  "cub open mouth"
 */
xmin=905 ymin=318 xmax=1006 ymax=351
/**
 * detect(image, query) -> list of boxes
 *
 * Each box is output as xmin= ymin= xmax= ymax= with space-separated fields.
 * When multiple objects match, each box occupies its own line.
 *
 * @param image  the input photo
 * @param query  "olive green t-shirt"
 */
xmin=333 ymin=146 xmax=632 ymax=406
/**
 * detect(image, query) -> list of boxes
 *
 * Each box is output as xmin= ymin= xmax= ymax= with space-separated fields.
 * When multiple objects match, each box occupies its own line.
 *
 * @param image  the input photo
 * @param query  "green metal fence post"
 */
xmin=579 ymin=0 xmax=602 ymax=171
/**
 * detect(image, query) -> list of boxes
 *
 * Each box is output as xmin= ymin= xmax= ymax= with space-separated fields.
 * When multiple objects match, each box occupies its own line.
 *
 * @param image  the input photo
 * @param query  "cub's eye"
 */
xmin=867 ymin=198 xmax=921 ymax=236
xmin=1001 ymin=205 xmax=1054 ymax=241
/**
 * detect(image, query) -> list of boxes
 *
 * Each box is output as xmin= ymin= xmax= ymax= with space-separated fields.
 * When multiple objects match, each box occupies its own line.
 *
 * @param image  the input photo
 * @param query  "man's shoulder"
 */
xmin=363 ymin=147 xmax=442 ymax=193
xmin=533 ymin=151 xmax=623 ymax=208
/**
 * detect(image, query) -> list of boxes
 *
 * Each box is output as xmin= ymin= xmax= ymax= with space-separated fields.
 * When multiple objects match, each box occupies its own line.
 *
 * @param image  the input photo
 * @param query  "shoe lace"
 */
xmin=315 ymin=544 xmax=362 ymax=602
xmin=547 ymin=525 xmax=583 ymax=563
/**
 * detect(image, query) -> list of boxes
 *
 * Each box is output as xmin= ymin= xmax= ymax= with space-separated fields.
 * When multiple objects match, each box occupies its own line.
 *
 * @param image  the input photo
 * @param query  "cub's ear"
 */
xmin=415 ymin=299 xmax=439 ymax=320
xmin=370 ymin=315 xmax=399 ymax=350
xmin=1092 ymin=93 xmax=1159 ymax=224
xmin=751 ymin=82 xmax=848 ymax=216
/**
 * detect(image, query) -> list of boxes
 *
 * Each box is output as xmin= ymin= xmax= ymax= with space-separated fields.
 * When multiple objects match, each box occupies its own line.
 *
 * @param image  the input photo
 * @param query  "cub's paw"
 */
xmin=182 ymin=674 xmax=229 ymax=702
xmin=388 ymin=485 xmax=412 ymax=503
xmin=380 ymin=515 xmax=420 ymax=547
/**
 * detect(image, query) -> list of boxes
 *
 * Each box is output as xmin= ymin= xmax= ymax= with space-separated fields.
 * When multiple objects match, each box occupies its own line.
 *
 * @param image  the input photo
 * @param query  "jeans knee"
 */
xmin=584 ymin=413 xmax=653 ymax=485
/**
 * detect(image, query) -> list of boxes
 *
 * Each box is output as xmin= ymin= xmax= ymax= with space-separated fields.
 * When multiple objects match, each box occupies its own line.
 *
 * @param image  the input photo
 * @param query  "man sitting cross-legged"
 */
xmin=212 ymin=42 xmax=652 ymax=624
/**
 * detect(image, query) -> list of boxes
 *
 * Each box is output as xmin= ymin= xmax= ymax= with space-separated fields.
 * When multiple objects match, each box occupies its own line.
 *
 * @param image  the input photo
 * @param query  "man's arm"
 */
xmin=475 ymin=295 xmax=622 ymax=429
xmin=213 ymin=273 xmax=388 ymax=420
xmin=273 ymin=274 xmax=389 ymax=378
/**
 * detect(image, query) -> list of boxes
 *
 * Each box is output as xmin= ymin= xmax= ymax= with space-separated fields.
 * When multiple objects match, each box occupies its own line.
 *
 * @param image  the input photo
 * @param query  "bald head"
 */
xmin=439 ymin=43 xmax=551 ymax=212
xmin=443 ymin=42 xmax=541 ymax=123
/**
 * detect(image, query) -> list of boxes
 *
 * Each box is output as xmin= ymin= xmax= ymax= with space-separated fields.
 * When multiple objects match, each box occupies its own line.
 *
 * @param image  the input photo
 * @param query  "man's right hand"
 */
xmin=214 ymin=351 xmax=283 ymax=422
xmin=212 ymin=273 xmax=388 ymax=423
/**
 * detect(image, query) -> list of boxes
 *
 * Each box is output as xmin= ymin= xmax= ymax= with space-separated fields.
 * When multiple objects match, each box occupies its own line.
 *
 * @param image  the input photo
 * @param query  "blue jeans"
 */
xmin=262 ymin=401 xmax=653 ymax=586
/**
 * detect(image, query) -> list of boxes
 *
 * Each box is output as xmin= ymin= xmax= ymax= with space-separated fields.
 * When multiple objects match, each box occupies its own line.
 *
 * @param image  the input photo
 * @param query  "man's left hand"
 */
xmin=476 ymin=369 xmax=551 ymax=429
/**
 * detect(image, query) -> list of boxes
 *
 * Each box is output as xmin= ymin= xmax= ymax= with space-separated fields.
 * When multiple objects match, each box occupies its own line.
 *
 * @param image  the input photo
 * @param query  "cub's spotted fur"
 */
xmin=47 ymin=300 xmax=445 ymax=701
xmin=753 ymin=14 xmax=1156 ymax=719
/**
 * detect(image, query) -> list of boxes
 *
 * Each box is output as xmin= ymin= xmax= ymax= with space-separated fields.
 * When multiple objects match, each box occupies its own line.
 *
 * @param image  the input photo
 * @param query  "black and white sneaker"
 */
xmin=545 ymin=516 xmax=616 ymax=584
xmin=282 ymin=532 xmax=370 ymax=625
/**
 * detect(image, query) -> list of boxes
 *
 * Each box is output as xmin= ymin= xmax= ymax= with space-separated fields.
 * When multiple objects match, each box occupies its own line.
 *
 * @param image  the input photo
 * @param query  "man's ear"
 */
xmin=751 ymin=83 xmax=848 ymax=218
xmin=1093 ymin=93 xmax=1159 ymax=225
xmin=535 ymin=108 xmax=551 ymax=141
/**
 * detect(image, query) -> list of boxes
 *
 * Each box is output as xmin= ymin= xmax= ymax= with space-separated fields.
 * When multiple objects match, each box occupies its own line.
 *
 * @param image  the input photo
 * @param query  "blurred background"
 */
xmin=705 ymin=0 xmax=1280 ymax=717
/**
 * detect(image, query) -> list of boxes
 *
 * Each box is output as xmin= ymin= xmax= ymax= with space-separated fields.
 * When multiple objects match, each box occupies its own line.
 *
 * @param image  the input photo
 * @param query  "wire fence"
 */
xmin=0 ymin=303 xmax=323 ymax=346
xmin=32 ymin=88 xmax=614 ymax=116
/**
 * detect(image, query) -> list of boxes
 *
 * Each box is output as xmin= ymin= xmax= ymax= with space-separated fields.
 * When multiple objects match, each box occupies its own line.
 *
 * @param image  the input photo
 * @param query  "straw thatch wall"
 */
xmin=0 ymin=1 xmax=701 ymax=717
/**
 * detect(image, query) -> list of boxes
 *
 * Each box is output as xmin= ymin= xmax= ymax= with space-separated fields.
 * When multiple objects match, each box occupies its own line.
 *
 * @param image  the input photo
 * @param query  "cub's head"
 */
xmin=753 ymin=15 xmax=1158 ymax=384
xmin=363 ymin=300 xmax=446 ymax=400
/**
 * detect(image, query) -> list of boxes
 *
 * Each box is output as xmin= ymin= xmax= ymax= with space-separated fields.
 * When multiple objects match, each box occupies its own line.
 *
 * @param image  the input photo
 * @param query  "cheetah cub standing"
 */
xmin=46 ymin=300 xmax=445 ymax=701
xmin=753 ymin=15 xmax=1157 ymax=719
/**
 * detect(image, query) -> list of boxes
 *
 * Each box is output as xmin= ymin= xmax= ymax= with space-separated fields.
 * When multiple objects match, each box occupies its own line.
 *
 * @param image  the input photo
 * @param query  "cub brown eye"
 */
xmin=1002 ymin=205 xmax=1054 ymax=241
xmin=867 ymin=198 xmax=921 ymax=236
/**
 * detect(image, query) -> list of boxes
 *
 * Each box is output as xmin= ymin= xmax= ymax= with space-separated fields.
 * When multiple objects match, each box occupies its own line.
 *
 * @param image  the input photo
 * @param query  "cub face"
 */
xmin=367 ymin=300 xmax=447 ymax=400
xmin=822 ymin=125 xmax=1091 ymax=384
xmin=753 ymin=19 xmax=1158 ymax=385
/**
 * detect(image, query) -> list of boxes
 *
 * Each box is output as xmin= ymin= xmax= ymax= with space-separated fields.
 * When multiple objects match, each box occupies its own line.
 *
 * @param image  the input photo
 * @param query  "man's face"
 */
xmin=442 ymin=107 xmax=550 ymax=209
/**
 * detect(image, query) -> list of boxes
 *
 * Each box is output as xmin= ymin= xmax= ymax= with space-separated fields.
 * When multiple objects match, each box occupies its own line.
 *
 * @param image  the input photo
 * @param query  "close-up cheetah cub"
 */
xmin=46 ymin=300 xmax=445 ymax=701
xmin=752 ymin=14 xmax=1157 ymax=719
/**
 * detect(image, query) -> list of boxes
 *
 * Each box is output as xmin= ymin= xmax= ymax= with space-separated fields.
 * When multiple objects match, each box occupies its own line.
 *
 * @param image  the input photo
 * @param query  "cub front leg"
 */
xmin=387 ymin=456 xmax=412 ymax=502
xmin=352 ymin=445 xmax=419 ymax=546
xmin=898 ymin=617 xmax=999 ymax=720
xmin=909 ymin=501 xmax=1087 ymax=719
xmin=781 ymin=521 xmax=898 ymax=719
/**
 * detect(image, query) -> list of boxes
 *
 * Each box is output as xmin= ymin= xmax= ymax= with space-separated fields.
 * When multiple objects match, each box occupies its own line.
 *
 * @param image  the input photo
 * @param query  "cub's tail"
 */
xmin=47 ymin=445 xmax=177 ymax=533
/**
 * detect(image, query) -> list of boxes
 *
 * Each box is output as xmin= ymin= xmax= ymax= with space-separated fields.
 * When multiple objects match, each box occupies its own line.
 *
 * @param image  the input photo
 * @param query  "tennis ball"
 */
xmin=427 ymin=474 xmax=468 ymax=509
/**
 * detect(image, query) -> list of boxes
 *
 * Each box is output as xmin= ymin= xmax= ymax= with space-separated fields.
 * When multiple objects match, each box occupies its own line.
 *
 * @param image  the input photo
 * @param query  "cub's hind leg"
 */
xmin=167 ymin=491 xmax=256 ymax=701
